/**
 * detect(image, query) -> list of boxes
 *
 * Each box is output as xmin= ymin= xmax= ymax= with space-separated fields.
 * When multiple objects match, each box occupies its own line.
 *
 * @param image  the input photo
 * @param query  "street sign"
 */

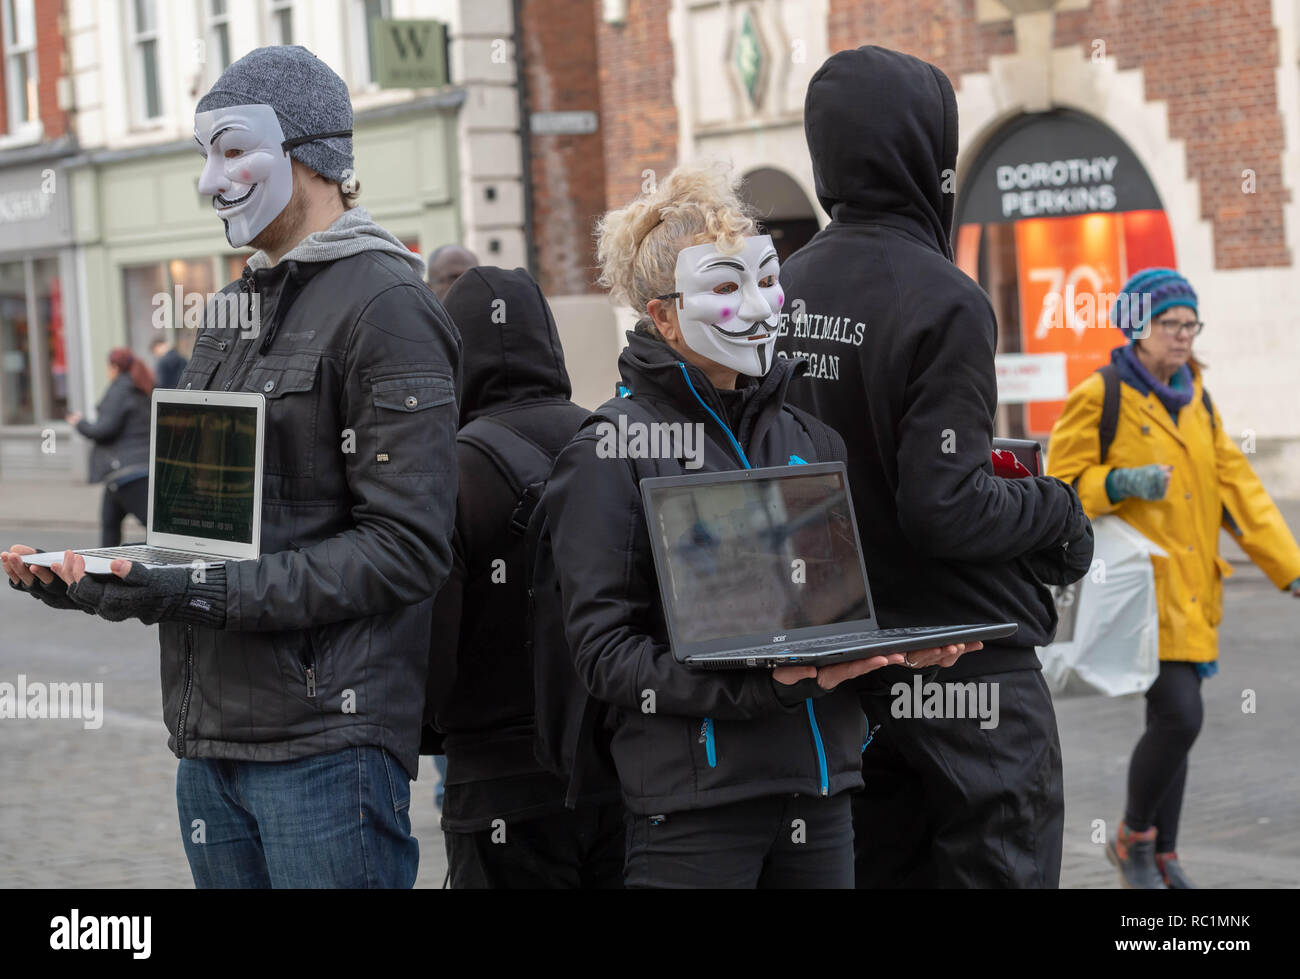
xmin=373 ymin=19 xmax=448 ymax=89
xmin=530 ymin=111 xmax=599 ymax=135
xmin=995 ymin=352 xmax=1068 ymax=404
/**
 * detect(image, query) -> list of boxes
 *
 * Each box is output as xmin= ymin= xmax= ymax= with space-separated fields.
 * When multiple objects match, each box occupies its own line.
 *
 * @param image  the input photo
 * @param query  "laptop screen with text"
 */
xmin=648 ymin=469 xmax=871 ymax=644
xmin=152 ymin=402 xmax=259 ymax=545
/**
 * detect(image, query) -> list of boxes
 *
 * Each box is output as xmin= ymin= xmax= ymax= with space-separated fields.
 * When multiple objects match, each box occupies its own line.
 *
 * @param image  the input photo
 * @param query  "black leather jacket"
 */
xmin=162 ymin=250 xmax=461 ymax=778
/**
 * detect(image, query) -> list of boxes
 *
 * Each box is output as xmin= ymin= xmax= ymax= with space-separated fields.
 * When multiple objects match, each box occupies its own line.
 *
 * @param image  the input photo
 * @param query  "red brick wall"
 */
xmin=522 ymin=0 xmax=609 ymax=295
xmin=1055 ymin=1 xmax=1287 ymax=269
xmin=595 ymin=0 xmax=677 ymax=216
xmin=828 ymin=0 xmax=1289 ymax=269
xmin=35 ymin=0 xmax=68 ymax=139
xmin=0 ymin=23 xmax=8 ymax=134
xmin=0 ymin=0 xmax=68 ymax=138
xmin=827 ymin=0 xmax=1015 ymax=82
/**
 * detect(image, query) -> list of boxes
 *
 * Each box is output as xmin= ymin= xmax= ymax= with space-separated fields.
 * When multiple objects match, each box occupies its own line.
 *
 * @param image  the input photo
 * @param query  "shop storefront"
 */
xmin=0 ymin=157 xmax=84 ymax=478
xmin=955 ymin=109 xmax=1176 ymax=437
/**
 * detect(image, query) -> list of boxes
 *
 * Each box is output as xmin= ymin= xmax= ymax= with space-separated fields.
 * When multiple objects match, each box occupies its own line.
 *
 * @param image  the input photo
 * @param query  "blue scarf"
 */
xmin=1113 ymin=344 xmax=1194 ymax=421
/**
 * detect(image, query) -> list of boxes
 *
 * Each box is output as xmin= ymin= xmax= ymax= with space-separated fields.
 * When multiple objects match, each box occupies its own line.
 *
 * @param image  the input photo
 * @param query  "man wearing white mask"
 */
xmin=3 ymin=46 xmax=460 ymax=888
xmin=533 ymin=161 xmax=978 ymax=888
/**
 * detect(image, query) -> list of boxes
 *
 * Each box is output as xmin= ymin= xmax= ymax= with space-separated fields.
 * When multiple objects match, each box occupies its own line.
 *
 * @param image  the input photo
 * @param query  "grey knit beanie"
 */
xmin=196 ymin=45 xmax=354 ymax=183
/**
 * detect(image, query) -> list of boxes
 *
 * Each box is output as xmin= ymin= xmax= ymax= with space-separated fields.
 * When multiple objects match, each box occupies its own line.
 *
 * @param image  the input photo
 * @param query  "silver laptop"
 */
xmin=640 ymin=462 xmax=1017 ymax=669
xmin=25 ymin=389 xmax=265 ymax=576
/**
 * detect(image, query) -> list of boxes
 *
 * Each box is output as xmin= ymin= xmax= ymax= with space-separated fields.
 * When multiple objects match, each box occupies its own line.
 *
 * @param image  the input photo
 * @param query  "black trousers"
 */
xmin=100 ymin=479 xmax=149 ymax=547
xmin=624 ymin=793 xmax=855 ymax=889
xmin=444 ymin=801 xmax=625 ymax=889
xmin=854 ymin=668 xmax=1064 ymax=888
xmin=1124 ymin=660 xmax=1203 ymax=853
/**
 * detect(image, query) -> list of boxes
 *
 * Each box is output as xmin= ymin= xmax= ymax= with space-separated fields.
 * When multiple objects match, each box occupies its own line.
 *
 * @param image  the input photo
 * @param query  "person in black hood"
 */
xmin=542 ymin=161 xmax=978 ymax=888
xmin=423 ymin=266 xmax=625 ymax=888
xmin=774 ymin=45 xmax=1094 ymax=888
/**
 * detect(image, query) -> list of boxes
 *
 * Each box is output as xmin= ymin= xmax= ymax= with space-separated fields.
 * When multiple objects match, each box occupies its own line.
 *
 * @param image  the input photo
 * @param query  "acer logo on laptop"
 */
xmin=772 ymin=636 xmax=787 ymax=643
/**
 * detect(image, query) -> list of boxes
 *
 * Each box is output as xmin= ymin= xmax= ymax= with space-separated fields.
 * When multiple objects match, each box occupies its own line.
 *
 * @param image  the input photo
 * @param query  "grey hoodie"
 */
xmin=246 ymin=206 xmax=427 ymax=279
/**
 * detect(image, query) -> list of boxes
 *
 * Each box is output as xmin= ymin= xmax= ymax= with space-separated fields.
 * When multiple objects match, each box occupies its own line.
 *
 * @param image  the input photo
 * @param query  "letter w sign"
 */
xmin=374 ymin=19 xmax=449 ymax=89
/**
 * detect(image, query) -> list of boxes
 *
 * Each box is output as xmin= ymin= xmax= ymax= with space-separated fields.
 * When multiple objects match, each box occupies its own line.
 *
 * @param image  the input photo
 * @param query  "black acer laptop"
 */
xmin=640 ymin=462 xmax=1017 ymax=669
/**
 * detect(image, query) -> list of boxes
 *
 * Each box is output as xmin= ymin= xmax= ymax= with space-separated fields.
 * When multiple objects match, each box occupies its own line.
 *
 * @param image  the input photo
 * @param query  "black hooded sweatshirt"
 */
xmin=424 ymin=267 xmax=591 ymax=832
xmin=775 ymin=46 xmax=1091 ymax=683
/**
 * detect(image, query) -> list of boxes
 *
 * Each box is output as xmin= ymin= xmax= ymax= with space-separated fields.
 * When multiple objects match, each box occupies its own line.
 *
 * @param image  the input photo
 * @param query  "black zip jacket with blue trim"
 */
xmin=542 ymin=330 xmax=868 ymax=815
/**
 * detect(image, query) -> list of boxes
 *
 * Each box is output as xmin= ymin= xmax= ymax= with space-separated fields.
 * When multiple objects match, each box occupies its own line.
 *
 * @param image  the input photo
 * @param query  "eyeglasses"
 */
xmin=1151 ymin=317 xmax=1205 ymax=337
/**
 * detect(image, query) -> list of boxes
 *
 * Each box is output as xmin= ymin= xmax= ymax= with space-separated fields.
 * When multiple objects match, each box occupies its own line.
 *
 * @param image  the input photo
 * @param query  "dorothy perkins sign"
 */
xmin=957 ymin=109 xmax=1163 ymax=225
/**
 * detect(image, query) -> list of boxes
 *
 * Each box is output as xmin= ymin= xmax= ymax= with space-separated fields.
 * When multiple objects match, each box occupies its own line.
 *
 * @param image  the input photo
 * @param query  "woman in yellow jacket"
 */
xmin=1049 ymin=267 xmax=1300 ymax=890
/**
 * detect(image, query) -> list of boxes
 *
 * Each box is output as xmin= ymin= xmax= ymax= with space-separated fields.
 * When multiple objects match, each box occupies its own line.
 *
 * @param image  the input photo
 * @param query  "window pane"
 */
xmin=23 ymin=50 xmax=36 ymax=124
xmin=33 ymin=258 xmax=67 ymax=420
xmin=12 ymin=0 xmax=34 ymax=46
xmin=141 ymin=39 xmax=160 ymax=118
xmin=366 ymin=0 xmax=385 ymax=82
xmin=226 ymin=253 xmax=251 ymax=284
xmin=274 ymin=7 xmax=293 ymax=45
xmin=210 ymin=0 xmax=227 ymax=15
xmin=10 ymin=54 xmax=31 ymax=124
xmin=0 ymin=261 xmax=34 ymax=426
xmin=4 ymin=0 xmax=15 ymax=46
xmin=122 ymin=263 xmax=167 ymax=364
xmin=134 ymin=0 xmax=155 ymax=33
xmin=168 ymin=259 xmax=216 ymax=359
xmin=216 ymin=23 xmax=230 ymax=70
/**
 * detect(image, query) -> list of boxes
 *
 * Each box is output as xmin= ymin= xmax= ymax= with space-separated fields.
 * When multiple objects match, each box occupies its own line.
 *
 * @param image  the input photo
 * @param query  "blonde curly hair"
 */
xmin=595 ymin=161 xmax=758 ymax=338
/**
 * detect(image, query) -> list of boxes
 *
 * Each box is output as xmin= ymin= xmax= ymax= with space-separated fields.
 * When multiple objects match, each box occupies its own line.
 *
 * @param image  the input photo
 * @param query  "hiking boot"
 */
xmin=1156 ymin=852 xmax=1197 ymax=889
xmin=1106 ymin=821 xmax=1166 ymax=888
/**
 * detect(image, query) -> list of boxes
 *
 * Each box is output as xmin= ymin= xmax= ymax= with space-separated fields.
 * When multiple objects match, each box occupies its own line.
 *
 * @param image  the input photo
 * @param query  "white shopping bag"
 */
xmin=1036 ymin=515 xmax=1165 ymax=697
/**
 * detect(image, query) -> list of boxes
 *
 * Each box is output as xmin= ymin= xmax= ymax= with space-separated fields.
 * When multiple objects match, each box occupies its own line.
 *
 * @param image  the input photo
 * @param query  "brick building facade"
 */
xmin=0 ymin=0 xmax=69 ymax=140
xmin=575 ymin=0 xmax=1300 ymax=488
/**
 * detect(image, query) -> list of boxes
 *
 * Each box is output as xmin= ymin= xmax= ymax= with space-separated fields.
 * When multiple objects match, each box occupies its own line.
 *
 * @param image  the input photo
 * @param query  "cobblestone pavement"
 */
xmin=1 ymin=502 xmax=1297 ymax=888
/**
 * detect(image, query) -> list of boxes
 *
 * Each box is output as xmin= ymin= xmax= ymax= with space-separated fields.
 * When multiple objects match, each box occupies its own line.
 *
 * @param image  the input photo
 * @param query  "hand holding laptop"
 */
xmin=772 ymin=640 xmax=984 ymax=689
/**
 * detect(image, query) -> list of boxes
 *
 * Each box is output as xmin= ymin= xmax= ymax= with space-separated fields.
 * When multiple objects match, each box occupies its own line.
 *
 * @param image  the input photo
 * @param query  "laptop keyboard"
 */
xmin=748 ymin=626 xmax=950 ymax=657
xmin=78 ymin=546 xmax=220 ymax=567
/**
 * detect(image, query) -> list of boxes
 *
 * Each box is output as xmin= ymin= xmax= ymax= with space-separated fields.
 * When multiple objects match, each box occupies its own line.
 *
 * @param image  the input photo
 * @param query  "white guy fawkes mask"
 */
xmin=668 ymin=234 xmax=783 ymax=377
xmin=194 ymin=103 xmax=294 ymax=248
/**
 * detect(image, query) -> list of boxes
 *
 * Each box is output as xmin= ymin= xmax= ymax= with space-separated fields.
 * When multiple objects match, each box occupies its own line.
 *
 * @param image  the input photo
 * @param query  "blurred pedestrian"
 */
xmin=66 ymin=347 xmax=153 ymax=547
xmin=150 ymin=336 xmax=188 ymax=390
xmin=1049 ymin=267 xmax=1300 ymax=889
xmin=427 ymin=244 xmax=478 ymax=301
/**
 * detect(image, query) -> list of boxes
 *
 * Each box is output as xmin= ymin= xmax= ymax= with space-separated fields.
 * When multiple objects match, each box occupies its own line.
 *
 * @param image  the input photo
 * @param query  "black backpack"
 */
xmin=1095 ymin=363 xmax=1216 ymax=464
xmin=524 ymin=396 xmax=667 ymax=809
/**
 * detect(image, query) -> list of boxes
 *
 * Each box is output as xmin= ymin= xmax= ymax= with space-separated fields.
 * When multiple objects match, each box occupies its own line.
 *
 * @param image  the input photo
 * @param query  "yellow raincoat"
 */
xmin=1048 ymin=362 xmax=1300 ymax=663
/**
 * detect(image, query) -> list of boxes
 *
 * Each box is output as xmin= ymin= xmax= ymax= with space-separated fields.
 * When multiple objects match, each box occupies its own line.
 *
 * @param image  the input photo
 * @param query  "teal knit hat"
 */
xmin=1110 ymin=267 xmax=1197 ymax=341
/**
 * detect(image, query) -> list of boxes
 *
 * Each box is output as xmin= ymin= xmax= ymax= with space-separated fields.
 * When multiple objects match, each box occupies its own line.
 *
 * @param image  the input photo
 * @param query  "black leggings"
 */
xmin=100 ymin=479 xmax=149 ymax=547
xmin=624 ymin=793 xmax=854 ymax=888
xmin=1124 ymin=660 xmax=1204 ymax=852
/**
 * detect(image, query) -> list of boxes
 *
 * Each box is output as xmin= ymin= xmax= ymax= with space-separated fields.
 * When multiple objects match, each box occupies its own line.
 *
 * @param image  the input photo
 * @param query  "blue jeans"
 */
xmin=176 ymin=745 xmax=419 ymax=888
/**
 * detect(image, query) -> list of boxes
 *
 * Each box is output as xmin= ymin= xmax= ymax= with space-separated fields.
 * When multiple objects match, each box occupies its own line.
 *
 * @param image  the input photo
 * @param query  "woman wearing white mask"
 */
xmin=539 ymin=162 xmax=980 ymax=887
